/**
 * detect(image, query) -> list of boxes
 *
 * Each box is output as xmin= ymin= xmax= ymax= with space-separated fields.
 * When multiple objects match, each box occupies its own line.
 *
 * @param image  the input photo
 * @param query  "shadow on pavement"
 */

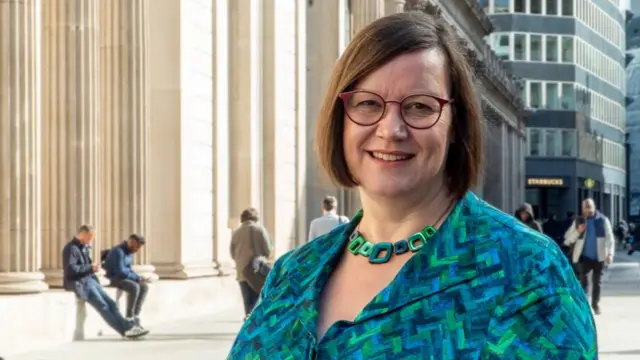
xmin=83 ymin=332 xmax=238 ymax=342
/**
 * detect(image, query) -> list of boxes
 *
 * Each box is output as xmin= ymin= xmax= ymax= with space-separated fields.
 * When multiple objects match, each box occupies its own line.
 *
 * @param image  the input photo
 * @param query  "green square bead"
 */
xmin=358 ymin=241 xmax=374 ymax=257
xmin=348 ymin=236 xmax=365 ymax=255
xmin=369 ymin=242 xmax=393 ymax=264
xmin=408 ymin=232 xmax=427 ymax=252
xmin=423 ymin=225 xmax=436 ymax=238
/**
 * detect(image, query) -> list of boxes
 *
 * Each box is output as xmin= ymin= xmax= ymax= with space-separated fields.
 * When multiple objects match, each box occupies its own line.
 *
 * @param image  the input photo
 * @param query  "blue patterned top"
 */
xmin=228 ymin=192 xmax=597 ymax=359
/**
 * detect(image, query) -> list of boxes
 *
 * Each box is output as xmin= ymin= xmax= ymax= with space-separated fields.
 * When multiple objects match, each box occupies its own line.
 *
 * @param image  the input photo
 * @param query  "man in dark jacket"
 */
xmin=104 ymin=234 xmax=149 ymax=328
xmin=62 ymin=225 xmax=148 ymax=339
xmin=515 ymin=203 xmax=543 ymax=233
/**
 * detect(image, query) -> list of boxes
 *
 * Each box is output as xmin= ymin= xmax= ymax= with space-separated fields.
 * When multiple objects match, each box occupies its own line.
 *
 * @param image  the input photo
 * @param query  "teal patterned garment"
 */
xmin=228 ymin=192 xmax=597 ymax=359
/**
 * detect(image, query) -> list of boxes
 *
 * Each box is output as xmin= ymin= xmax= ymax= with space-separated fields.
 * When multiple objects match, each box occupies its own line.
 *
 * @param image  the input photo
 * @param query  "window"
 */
xmin=562 ymin=0 xmax=573 ymax=16
xmin=561 ymin=130 xmax=576 ymax=156
xmin=529 ymin=82 xmax=542 ymax=108
xmin=545 ymin=36 xmax=558 ymax=62
xmin=545 ymin=83 xmax=559 ymax=109
xmin=546 ymin=0 xmax=557 ymax=15
xmin=530 ymin=0 xmax=542 ymax=14
xmin=561 ymin=37 xmax=573 ymax=63
xmin=529 ymin=129 xmax=541 ymax=156
xmin=494 ymin=34 xmax=510 ymax=60
xmin=494 ymin=0 xmax=509 ymax=13
xmin=530 ymin=35 xmax=542 ymax=61
xmin=561 ymin=83 xmax=574 ymax=110
xmin=514 ymin=0 xmax=525 ymax=13
xmin=514 ymin=34 xmax=526 ymax=60
xmin=478 ymin=0 xmax=489 ymax=13
xmin=545 ymin=130 xmax=559 ymax=156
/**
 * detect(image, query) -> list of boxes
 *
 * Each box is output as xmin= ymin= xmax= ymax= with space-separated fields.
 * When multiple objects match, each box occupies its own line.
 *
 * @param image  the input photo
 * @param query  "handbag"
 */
xmin=242 ymin=229 xmax=269 ymax=293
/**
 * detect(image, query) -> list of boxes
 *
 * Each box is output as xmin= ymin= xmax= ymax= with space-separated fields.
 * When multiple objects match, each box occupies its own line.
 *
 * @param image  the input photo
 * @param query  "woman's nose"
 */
xmin=375 ymin=102 xmax=408 ymax=140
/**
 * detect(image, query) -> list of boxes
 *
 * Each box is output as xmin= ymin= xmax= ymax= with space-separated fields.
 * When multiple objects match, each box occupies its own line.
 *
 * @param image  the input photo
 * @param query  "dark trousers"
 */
xmin=86 ymin=282 xmax=132 ymax=335
xmin=577 ymin=258 xmax=604 ymax=308
xmin=111 ymin=279 xmax=149 ymax=320
xmin=239 ymin=281 xmax=260 ymax=316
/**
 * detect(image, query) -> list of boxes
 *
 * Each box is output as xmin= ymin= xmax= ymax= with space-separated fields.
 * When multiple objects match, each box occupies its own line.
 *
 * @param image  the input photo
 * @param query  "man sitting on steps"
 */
xmin=63 ymin=225 xmax=148 ymax=339
xmin=103 ymin=234 xmax=150 ymax=329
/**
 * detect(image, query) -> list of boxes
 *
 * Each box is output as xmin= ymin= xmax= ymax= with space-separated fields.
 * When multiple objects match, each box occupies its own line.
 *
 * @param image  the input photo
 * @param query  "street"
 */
xmin=7 ymin=250 xmax=640 ymax=360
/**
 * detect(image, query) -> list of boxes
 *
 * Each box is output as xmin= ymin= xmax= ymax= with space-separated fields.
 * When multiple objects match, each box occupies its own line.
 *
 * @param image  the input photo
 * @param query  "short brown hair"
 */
xmin=78 ymin=224 xmax=94 ymax=234
xmin=322 ymin=196 xmax=338 ymax=211
xmin=315 ymin=11 xmax=483 ymax=199
xmin=240 ymin=207 xmax=259 ymax=223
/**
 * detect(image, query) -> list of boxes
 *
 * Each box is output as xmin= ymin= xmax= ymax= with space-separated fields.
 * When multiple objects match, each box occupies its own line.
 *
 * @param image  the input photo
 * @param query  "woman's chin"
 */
xmin=361 ymin=182 xmax=416 ymax=200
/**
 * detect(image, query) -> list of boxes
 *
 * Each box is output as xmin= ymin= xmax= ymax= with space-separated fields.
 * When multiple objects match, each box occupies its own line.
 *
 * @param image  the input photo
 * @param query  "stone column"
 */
xmin=229 ymin=0 xmax=263 ymax=223
xmin=99 ymin=0 xmax=155 ymax=279
xmin=40 ymin=0 xmax=101 ymax=287
xmin=0 ymin=0 xmax=48 ymax=294
xmin=262 ymin=0 xmax=307 ymax=257
xmin=351 ymin=0 xmax=384 ymax=33
xmin=148 ymin=0 xmax=215 ymax=279
xmin=212 ymin=0 xmax=233 ymax=274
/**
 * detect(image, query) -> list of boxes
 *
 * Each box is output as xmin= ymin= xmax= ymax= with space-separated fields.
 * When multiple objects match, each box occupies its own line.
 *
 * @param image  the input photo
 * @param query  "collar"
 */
xmin=285 ymin=192 xmax=482 ymax=340
xmin=119 ymin=241 xmax=131 ymax=254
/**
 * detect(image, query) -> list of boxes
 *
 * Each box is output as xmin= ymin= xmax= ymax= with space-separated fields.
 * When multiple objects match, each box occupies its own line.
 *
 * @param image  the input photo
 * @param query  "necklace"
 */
xmin=347 ymin=202 xmax=455 ymax=264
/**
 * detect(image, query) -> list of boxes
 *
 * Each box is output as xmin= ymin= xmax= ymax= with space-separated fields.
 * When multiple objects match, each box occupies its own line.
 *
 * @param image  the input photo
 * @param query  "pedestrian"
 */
xmin=563 ymin=198 xmax=615 ymax=315
xmin=307 ymin=195 xmax=350 ymax=241
xmin=514 ymin=202 xmax=543 ymax=232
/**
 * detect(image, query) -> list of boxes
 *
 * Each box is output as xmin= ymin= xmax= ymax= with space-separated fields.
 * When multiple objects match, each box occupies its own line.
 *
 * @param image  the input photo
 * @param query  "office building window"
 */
xmin=561 ymin=83 xmax=574 ymax=110
xmin=561 ymin=129 xmax=576 ymax=156
xmin=545 ymin=129 xmax=559 ymax=156
xmin=494 ymin=0 xmax=509 ymax=13
xmin=514 ymin=0 xmax=525 ymax=13
xmin=529 ymin=82 xmax=542 ymax=108
xmin=529 ymin=129 xmax=541 ymax=156
xmin=494 ymin=34 xmax=510 ymax=60
xmin=546 ymin=0 xmax=557 ymax=15
xmin=530 ymin=35 xmax=542 ymax=61
xmin=530 ymin=0 xmax=542 ymax=14
xmin=545 ymin=36 xmax=558 ymax=62
xmin=514 ymin=34 xmax=526 ymax=60
xmin=545 ymin=83 xmax=558 ymax=109
xmin=562 ymin=0 xmax=573 ymax=16
xmin=561 ymin=37 xmax=573 ymax=63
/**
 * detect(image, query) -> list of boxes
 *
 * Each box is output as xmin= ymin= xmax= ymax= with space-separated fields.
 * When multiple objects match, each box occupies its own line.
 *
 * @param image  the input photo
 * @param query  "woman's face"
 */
xmin=342 ymin=49 xmax=453 ymax=199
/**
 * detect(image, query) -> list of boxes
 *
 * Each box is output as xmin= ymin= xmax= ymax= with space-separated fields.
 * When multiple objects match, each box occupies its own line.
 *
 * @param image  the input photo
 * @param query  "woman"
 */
xmin=229 ymin=12 xmax=595 ymax=359
xmin=514 ymin=202 xmax=543 ymax=232
xmin=229 ymin=207 xmax=272 ymax=320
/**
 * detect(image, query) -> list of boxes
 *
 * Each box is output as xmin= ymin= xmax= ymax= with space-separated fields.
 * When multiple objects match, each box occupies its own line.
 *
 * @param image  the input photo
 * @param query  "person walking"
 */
xmin=564 ymin=198 xmax=615 ymax=314
xmin=307 ymin=196 xmax=350 ymax=241
xmin=230 ymin=208 xmax=273 ymax=320
xmin=514 ymin=203 xmax=543 ymax=232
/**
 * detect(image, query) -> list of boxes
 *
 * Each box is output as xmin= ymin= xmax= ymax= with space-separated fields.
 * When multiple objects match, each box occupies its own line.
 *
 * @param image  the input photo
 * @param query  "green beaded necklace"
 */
xmin=347 ymin=203 xmax=454 ymax=264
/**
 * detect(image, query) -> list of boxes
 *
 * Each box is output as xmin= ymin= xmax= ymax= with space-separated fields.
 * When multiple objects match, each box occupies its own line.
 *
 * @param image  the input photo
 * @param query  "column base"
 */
xmin=153 ymin=262 xmax=216 ymax=279
xmin=0 ymin=272 xmax=49 ymax=294
xmin=42 ymin=268 xmax=64 ymax=288
xmin=213 ymin=260 xmax=235 ymax=276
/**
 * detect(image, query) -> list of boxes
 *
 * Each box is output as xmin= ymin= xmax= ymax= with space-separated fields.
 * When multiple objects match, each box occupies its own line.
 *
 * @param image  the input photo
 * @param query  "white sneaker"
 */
xmin=124 ymin=326 xmax=149 ymax=339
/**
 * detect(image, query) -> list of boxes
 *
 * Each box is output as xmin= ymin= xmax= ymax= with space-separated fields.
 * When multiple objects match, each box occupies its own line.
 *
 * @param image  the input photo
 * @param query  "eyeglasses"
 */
xmin=338 ymin=90 xmax=454 ymax=129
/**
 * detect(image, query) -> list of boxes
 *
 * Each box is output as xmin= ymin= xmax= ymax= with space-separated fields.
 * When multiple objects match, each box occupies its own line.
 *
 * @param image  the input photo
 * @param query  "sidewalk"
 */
xmin=6 ymin=305 xmax=245 ymax=360
xmin=7 ymin=250 xmax=640 ymax=360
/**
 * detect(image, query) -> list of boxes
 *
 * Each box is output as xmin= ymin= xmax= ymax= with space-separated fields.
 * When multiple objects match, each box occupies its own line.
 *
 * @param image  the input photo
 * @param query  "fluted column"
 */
xmin=40 ymin=0 xmax=101 ymax=287
xmin=99 ymin=0 xmax=155 ymax=279
xmin=0 ymin=0 xmax=48 ymax=294
xmin=351 ymin=0 xmax=384 ymax=33
xmin=212 ymin=0 xmax=233 ymax=274
xmin=229 ymin=0 xmax=263 ymax=223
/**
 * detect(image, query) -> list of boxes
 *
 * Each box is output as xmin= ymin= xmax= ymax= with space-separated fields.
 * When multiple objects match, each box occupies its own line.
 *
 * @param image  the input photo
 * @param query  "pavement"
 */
xmin=6 ymin=249 xmax=640 ymax=360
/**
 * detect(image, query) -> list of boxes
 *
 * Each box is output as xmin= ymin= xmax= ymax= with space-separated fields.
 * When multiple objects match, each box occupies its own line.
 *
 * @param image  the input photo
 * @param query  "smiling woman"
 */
xmin=228 ymin=11 xmax=597 ymax=360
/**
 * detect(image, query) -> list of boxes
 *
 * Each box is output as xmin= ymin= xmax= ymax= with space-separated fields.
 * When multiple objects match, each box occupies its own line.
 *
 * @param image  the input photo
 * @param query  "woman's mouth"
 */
xmin=368 ymin=151 xmax=414 ymax=162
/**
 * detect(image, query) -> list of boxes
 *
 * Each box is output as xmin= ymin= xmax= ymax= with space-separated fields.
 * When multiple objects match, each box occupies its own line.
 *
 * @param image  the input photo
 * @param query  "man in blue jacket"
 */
xmin=63 ymin=225 xmax=148 ymax=339
xmin=104 ymin=234 xmax=149 ymax=328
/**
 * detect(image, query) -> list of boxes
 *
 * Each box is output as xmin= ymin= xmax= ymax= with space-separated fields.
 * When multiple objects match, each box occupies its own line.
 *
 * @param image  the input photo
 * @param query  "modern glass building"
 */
xmin=627 ymin=10 xmax=640 ymax=219
xmin=480 ymin=0 xmax=627 ymax=222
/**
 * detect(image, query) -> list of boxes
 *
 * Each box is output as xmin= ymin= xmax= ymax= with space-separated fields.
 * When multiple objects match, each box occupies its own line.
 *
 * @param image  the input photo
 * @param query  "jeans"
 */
xmin=577 ymin=258 xmax=604 ymax=308
xmin=86 ymin=281 xmax=133 ymax=335
xmin=111 ymin=279 xmax=149 ymax=320
xmin=239 ymin=281 xmax=260 ymax=316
